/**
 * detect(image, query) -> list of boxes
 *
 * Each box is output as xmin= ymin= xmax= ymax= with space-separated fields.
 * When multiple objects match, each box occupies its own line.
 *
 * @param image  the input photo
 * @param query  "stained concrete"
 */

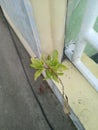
xmin=0 ymin=9 xmax=77 ymax=130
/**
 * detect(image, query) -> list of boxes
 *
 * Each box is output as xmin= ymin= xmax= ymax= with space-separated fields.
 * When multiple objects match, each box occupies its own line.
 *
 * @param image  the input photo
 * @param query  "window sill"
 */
xmin=54 ymin=59 xmax=98 ymax=130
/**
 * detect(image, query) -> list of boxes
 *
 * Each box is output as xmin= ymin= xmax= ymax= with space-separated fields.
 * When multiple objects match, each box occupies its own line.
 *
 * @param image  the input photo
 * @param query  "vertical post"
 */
xmin=72 ymin=0 xmax=98 ymax=62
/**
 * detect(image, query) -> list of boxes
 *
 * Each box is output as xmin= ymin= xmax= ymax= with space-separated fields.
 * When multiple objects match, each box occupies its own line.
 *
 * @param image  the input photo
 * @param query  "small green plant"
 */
xmin=30 ymin=50 xmax=70 ymax=114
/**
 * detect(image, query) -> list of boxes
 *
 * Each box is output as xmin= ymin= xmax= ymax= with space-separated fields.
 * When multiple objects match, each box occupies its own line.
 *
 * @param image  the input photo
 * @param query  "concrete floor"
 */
xmin=0 ymin=9 xmax=77 ymax=130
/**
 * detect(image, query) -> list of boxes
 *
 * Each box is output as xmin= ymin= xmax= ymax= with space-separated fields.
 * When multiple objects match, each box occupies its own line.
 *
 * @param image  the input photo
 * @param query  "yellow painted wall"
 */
xmin=30 ymin=0 xmax=67 ymax=60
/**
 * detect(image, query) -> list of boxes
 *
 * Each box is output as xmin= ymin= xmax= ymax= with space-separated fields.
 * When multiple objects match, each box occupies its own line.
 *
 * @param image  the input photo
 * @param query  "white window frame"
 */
xmin=65 ymin=0 xmax=98 ymax=91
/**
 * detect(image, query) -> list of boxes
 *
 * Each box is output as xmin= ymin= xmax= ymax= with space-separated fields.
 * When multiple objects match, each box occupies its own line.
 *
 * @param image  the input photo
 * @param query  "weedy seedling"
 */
xmin=30 ymin=50 xmax=70 ymax=114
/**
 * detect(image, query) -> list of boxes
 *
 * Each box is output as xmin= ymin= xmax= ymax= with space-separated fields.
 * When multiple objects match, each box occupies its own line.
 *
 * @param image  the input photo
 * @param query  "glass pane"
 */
xmin=65 ymin=0 xmax=87 ymax=45
xmin=81 ymin=43 xmax=98 ymax=78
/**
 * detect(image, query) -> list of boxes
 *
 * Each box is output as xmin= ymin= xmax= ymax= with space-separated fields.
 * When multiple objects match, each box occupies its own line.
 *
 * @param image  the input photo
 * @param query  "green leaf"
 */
xmin=46 ymin=70 xmax=52 ymax=78
xmin=52 ymin=50 xmax=58 ymax=60
xmin=51 ymin=50 xmax=59 ymax=66
xmin=30 ymin=50 xmax=67 ymax=83
xmin=57 ymin=73 xmax=64 ymax=76
xmin=52 ymin=75 xmax=59 ymax=83
xmin=45 ymin=50 xmax=59 ymax=68
xmin=34 ymin=69 xmax=43 ymax=80
xmin=46 ymin=55 xmax=52 ymax=66
xmin=30 ymin=64 xmax=35 ymax=68
xmin=58 ymin=64 xmax=67 ymax=72
xmin=31 ymin=58 xmax=44 ymax=69
xmin=50 ymin=63 xmax=59 ymax=72
xmin=46 ymin=55 xmax=51 ymax=61
xmin=51 ymin=59 xmax=58 ymax=66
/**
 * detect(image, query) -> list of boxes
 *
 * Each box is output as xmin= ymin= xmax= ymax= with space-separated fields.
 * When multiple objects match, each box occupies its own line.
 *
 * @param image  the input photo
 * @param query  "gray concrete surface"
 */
xmin=0 ymin=9 xmax=77 ymax=130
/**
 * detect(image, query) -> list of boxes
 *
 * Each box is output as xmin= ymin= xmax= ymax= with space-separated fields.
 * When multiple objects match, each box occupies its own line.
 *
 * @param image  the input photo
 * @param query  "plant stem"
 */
xmin=58 ymin=77 xmax=70 ymax=114
xmin=43 ymin=60 xmax=70 ymax=114
xmin=57 ymin=77 xmax=68 ymax=102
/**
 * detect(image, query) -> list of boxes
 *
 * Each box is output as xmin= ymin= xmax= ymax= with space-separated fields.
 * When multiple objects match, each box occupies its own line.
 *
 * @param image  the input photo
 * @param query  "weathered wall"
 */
xmin=30 ymin=0 xmax=67 ymax=60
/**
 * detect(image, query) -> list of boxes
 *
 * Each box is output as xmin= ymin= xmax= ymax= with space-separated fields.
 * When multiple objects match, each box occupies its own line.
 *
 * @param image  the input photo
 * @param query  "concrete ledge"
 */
xmin=54 ymin=59 xmax=98 ymax=130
